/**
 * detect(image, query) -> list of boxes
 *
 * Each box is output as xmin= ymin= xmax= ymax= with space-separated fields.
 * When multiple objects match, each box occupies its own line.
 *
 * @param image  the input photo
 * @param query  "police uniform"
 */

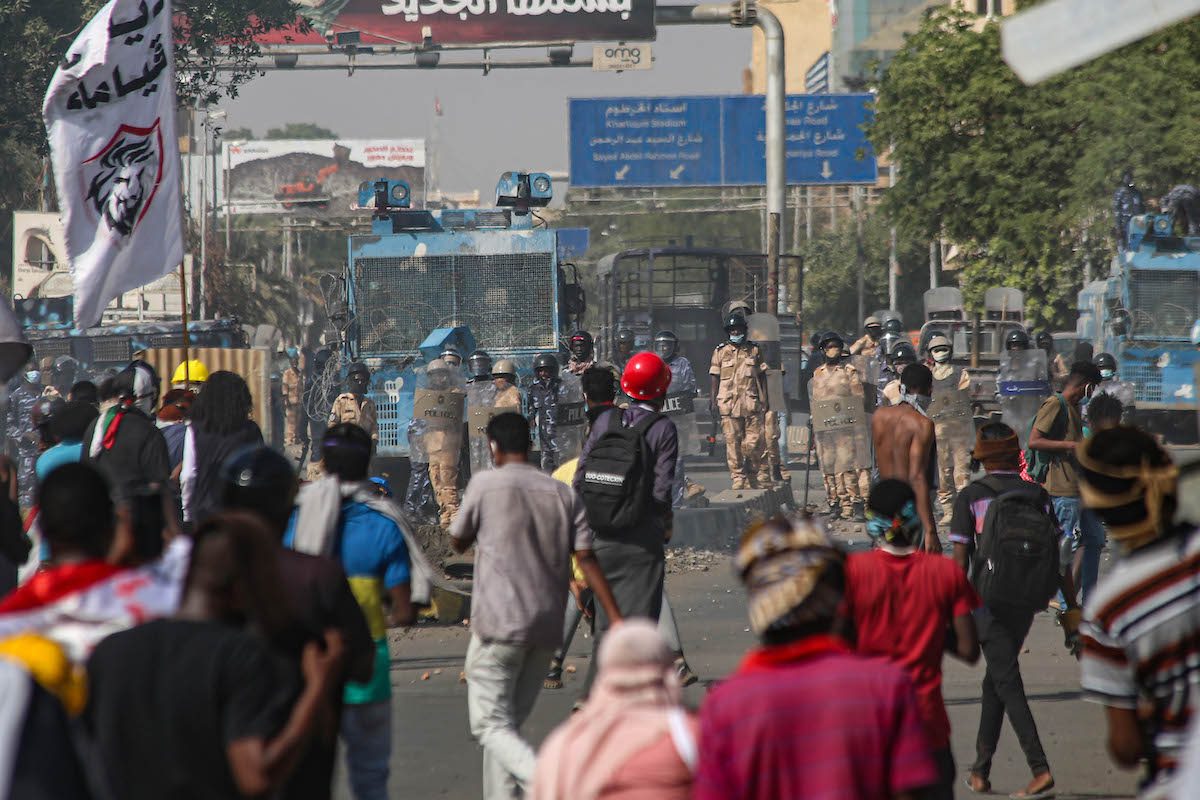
xmin=427 ymin=389 xmax=466 ymax=527
xmin=328 ymin=392 xmax=378 ymax=442
xmin=527 ymin=376 xmax=563 ymax=472
xmin=494 ymin=382 xmax=521 ymax=410
xmin=282 ymin=365 xmax=304 ymax=446
xmin=930 ymin=363 xmax=974 ymax=524
xmin=849 ymin=335 xmax=881 ymax=358
xmin=566 ymin=357 xmax=594 ymax=376
xmin=810 ymin=360 xmax=870 ymax=515
xmin=709 ymin=340 xmax=770 ymax=489
xmin=6 ymin=381 xmax=42 ymax=509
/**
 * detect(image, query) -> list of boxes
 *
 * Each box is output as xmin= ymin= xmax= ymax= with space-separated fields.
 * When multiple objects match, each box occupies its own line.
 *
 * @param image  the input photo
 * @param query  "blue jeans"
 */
xmin=341 ymin=701 xmax=391 ymax=800
xmin=1052 ymin=496 xmax=1107 ymax=606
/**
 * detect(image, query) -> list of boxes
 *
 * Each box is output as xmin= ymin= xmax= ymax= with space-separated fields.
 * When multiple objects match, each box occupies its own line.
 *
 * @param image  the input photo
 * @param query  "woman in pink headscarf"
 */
xmin=532 ymin=619 xmax=697 ymax=800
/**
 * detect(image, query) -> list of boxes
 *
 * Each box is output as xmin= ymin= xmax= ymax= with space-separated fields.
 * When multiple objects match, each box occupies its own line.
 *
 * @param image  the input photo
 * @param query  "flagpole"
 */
xmin=179 ymin=262 xmax=190 ymax=384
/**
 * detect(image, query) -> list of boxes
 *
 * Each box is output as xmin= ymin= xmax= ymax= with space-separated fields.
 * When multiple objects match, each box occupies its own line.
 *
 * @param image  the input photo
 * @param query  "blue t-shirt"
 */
xmin=35 ymin=441 xmax=84 ymax=483
xmin=284 ymin=501 xmax=410 ymax=588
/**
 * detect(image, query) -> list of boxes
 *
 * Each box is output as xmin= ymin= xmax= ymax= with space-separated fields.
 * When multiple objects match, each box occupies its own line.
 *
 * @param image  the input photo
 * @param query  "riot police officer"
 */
xmin=879 ymin=318 xmax=905 ymax=363
xmin=654 ymin=331 xmax=696 ymax=396
xmin=7 ymin=364 xmax=44 ymax=508
xmin=1090 ymin=352 xmax=1135 ymax=425
xmin=1005 ymin=328 xmax=1031 ymax=352
xmin=440 ymin=346 xmax=463 ymax=370
xmin=566 ymin=330 xmax=596 ymax=376
xmin=613 ymin=329 xmax=637 ymax=372
xmin=809 ymin=331 xmax=871 ymax=521
xmin=709 ymin=313 xmax=770 ymax=489
xmin=927 ymin=333 xmax=974 ymax=524
xmin=492 ymin=359 xmax=521 ymax=408
xmin=655 ymin=330 xmax=698 ymax=502
xmin=467 ymin=350 xmax=492 ymax=383
xmin=881 ymin=341 xmax=918 ymax=406
xmin=281 ymin=347 xmax=305 ymax=448
xmin=850 ymin=316 xmax=884 ymax=357
xmin=527 ymin=353 xmax=565 ymax=472
xmin=328 ymin=362 xmax=378 ymax=445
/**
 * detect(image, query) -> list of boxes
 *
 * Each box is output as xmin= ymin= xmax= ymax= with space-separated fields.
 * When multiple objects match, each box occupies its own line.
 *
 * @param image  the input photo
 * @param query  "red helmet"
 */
xmin=621 ymin=352 xmax=672 ymax=401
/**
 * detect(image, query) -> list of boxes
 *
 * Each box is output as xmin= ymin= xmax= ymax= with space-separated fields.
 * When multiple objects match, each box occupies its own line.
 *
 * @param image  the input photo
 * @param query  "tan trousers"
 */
xmin=936 ymin=431 xmax=973 ymax=523
xmin=762 ymin=412 xmax=790 ymax=480
xmin=283 ymin=407 xmax=304 ymax=446
xmin=721 ymin=415 xmax=768 ymax=489
xmin=835 ymin=469 xmax=871 ymax=513
xmin=429 ymin=458 xmax=460 ymax=527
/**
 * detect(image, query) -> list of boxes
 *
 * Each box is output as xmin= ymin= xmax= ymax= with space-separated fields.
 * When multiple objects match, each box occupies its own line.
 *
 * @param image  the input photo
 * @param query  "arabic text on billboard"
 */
xmin=256 ymin=0 xmax=655 ymax=46
xmin=224 ymin=139 xmax=426 ymax=216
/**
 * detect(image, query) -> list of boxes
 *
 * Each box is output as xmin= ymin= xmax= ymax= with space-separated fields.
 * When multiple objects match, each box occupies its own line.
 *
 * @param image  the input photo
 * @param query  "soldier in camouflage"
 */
xmin=422 ymin=359 xmax=466 ymax=527
xmin=527 ymin=353 xmax=564 ymax=472
xmin=565 ymin=330 xmax=596 ymax=376
xmin=709 ymin=313 xmax=770 ymax=490
xmin=849 ymin=316 xmax=884 ymax=358
xmin=7 ymin=364 xmax=45 ymax=509
xmin=328 ymin=362 xmax=378 ymax=445
xmin=810 ymin=331 xmax=871 ymax=521
xmin=492 ymin=359 xmax=522 ymax=408
xmin=926 ymin=333 xmax=974 ymax=525
xmin=281 ymin=347 xmax=305 ymax=448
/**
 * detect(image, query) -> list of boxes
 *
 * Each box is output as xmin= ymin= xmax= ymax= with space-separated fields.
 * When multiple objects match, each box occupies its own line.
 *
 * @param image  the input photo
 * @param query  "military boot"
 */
xmin=851 ymin=501 xmax=867 ymax=523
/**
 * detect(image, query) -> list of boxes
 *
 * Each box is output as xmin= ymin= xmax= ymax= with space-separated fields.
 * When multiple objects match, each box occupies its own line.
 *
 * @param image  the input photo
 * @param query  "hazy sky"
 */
xmin=222 ymin=25 xmax=753 ymax=197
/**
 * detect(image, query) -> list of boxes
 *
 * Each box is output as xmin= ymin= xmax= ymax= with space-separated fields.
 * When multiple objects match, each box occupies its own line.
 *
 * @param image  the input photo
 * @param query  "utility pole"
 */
xmin=929 ymin=240 xmax=939 ymax=289
xmin=888 ymin=160 xmax=898 ymax=312
xmin=854 ymin=186 xmax=865 ymax=325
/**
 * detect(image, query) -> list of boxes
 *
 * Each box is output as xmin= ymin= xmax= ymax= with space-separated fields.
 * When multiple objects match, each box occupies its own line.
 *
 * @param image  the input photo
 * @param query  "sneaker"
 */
xmin=675 ymin=657 xmax=698 ymax=687
xmin=544 ymin=659 xmax=563 ymax=690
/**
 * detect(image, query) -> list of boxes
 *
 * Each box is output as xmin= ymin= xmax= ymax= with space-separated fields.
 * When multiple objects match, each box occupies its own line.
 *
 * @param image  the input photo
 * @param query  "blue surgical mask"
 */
xmin=24 ymin=371 xmax=40 ymax=384
xmin=729 ymin=334 xmax=746 ymax=345
xmin=1100 ymin=369 xmax=1115 ymax=381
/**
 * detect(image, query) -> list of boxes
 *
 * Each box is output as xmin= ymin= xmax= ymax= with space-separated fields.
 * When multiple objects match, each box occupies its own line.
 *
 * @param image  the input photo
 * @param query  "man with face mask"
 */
xmin=709 ymin=314 xmax=770 ymax=490
xmin=7 ymin=363 xmax=45 ymax=508
xmin=527 ymin=354 xmax=565 ymax=473
xmin=809 ymin=332 xmax=872 ymax=521
xmin=80 ymin=361 xmax=168 ymax=501
xmin=926 ymin=334 xmax=974 ymax=526
xmin=329 ymin=362 xmax=378 ymax=446
xmin=871 ymin=364 xmax=940 ymax=551
xmin=850 ymin=316 xmax=884 ymax=357
xmin=1087 ymin=352 xmax=1135 ymax=428
xmin=881 ymin=341 xmax=918 ymax=406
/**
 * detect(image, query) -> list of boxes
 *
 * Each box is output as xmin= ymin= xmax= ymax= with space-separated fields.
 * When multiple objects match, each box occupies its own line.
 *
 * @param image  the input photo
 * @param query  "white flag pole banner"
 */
xmin=43 ymin=0 xmax=184 ymax=330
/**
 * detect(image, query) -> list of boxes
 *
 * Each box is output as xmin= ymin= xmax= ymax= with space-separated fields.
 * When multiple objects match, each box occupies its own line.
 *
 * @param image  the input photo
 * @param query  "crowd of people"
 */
xmin=0 ymin=310 xmax=1194 ymax=800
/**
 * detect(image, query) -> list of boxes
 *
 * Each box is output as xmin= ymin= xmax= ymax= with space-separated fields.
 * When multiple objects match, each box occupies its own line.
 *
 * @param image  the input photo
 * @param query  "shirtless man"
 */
xmin=870 ymin=363 xmax=939 ymax=551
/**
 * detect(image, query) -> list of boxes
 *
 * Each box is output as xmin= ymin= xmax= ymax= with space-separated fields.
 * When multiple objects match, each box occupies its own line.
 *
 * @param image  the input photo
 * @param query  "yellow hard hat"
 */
xmin=172 ymin=359 xmax=209 ymax=385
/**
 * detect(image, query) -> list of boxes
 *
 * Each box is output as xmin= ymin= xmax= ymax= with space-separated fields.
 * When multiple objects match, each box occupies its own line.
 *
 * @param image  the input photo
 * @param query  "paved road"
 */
xmin=334 ymin=458 xmax=1143 ymax=799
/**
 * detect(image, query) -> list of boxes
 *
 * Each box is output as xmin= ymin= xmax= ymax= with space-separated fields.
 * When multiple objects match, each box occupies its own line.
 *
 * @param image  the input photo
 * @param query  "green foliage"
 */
xmin=870 ymin=6 xmax=1200 ymax=327
xmin=264 ymin=122 xmax=339 ymax=140
xmin=223 ymin=126 xmax=254 ymax=140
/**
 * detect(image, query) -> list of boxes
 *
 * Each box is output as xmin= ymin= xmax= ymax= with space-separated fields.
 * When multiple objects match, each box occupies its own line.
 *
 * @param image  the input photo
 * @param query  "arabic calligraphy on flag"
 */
xmin=43 ymin=0 xmax=184 ymax=329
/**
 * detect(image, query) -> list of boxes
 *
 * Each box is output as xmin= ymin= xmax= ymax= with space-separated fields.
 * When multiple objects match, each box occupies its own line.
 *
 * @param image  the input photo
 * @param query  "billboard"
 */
xmin=224 ymin=139 xmax=425 ymax=216
xmin=255 ymin=0 xmax=655 ymax=46
xmin=569 ymin=93 xmax=878 ymax=188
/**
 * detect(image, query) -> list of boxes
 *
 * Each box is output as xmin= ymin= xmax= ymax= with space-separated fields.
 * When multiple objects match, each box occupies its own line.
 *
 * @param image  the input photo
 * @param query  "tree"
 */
xmin=223 ymin=126 xmax=255 ymax=140
xmin=264 ymin=122 xmax=340 ymax=140
xmin=869 ymin=5 xmax=1200 ymax=327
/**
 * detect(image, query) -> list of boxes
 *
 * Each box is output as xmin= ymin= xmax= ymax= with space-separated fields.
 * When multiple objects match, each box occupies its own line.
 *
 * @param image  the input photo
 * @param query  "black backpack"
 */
xmin=580 ymin=410 xmax=663 ymax=534
xmin=969 ymin=476 xmax=1061 ymax=611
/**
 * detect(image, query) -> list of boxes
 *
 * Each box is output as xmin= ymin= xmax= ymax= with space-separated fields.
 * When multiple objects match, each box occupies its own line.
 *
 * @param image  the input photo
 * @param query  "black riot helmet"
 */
xmin=615 ymin=328 xmax=636 ymax=354
xmin=1005 ymin=328 xmax=1031 ymax=351
xmin=468 ymin=350 xmax=492 ymax=380
xmin=653 ymin=330 xmax=678 ymax=360
xmin=533 ymin=352 xmax=560 ymax=379
xmin=347 ymin=361 xmax=370 ymax=390
xmin=1035 ymin=331 xmax=1054 ymax=351
xmin=884 ymin=318 xmax=904 ymax=336
xmin=1094 ymin=352 xmax=1118 ymax=372
xmin=890 ymin=340 xmax=918 ymax=367
xmin=32 ymin=396 xmax=65 ymax=442
xmin=818 ymin=330 xmax=844 ymax=351
xmin=724 ymin=313 xmax=748 ymax=334
xmin=568 ymin=330 xmax=594 ymax=362
xmin=219 ymin=446 xmax=299 ymax=535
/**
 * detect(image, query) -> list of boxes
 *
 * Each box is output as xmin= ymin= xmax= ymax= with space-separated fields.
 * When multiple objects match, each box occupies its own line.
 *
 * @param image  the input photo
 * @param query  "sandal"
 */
xmin=964 ymin=773 xmax=991 ymax=794
xmin=1009 ymin=773 xmax=1055 ymax=799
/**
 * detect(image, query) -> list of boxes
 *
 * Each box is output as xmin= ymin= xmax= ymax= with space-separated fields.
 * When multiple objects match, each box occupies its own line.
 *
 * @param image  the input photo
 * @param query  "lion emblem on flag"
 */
xmin=83 ymin=121 xmax=164 ymax=238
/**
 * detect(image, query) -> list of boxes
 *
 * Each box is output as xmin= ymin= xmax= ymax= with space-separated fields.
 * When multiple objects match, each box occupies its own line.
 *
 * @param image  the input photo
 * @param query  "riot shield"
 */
xmin=810 ymin=397 xmax=872 ymax=474
xmin=408 ymin=365 xmax=467 ymax=464
xmin=997 ymin=349 xmax=1050 ymax=448
xmin=851 ymin=354 xmax=881 ymax=415
xmin=467 ymin=381 xmax=498 ymax=474
xmin=1091 ymin=379 xmax=1137 ymax=425
xmin=662 ymin=389 xmax=699 ymax=456
xmin=556 ymin=372 xmax=587 ymax=464
xmin=929 ymin=367 xmax=976 ymax=448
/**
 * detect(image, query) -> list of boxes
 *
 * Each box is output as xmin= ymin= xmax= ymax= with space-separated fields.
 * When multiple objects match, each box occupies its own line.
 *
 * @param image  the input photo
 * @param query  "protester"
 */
xmin=1029 ymin=360 xmax=1105 ymax=604
xmin=841 ymin=479 xmax=980 ymax=799
xmin=180 ymin=370 xmax=263 ymax=523
xmin=1077 ymin=426 xmax=1200 ymax=799
xmin=451 ymin=412 xmax=622 ymax=799
xmin=575 ymin=352 xmax=677 ymax=694
xmin=0 ymin=464 xmax=179 ymax=662
xmin=871 ymin=363 xmax=940 ymax=550
xmin=84 ymin=512 xmax=346 ymax=800
xmin=695 ymin=515 xmax=938 ymax=800
xmin=219 ymin=445 xmax=374 ymax=800
xmin=34 ymin=400 xmax=97 ymax=483
xmin=80 ymin=361 xmax=169 ymax=500
xmin=950 ymin=422 xmax=1076 ymax=799
xmin=532 ymin=619 xmax=696 ymax=800
xmin=1084 ymin=391 xmax=1123 ymax=434
xmin=157 ymin=387 xmax=195 ymax=470
xmin=67 ymin=380 xmax=98 ymax=407
xmin=0 ymin=458 xmax=27 ymax=595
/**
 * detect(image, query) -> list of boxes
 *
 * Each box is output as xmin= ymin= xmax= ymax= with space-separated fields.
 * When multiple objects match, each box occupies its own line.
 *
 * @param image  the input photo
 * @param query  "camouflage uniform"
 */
xmin=494 ymin=382 xmax=521 ymax=409
xmin=810 ymin=360 xmax=870 ymax=515
xmin=281 ymin=365 xmax=304 ymax=446
xmin=426 ymin=392 xmax=466 ymax=528
xmin=7 ymin=381 xmax=42 ymax=509
xmin=709 ymin=341 xmax=770 ymax=490
xmin=930 ymin=364 xmax=974 ymax=525
xmin=527 ymin=376 xmax=564 ymax=472
xmin=849 ymin=335 xmax=881 ymax=358
xmin=566 ymin=357 xmax=594 ymax=377
xmin=328 ymin=393 xmax=378 ymax=443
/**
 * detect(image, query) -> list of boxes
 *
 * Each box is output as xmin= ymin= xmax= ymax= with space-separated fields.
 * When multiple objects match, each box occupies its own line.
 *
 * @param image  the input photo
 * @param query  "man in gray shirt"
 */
xmin=450 ymin=412 xmax=621 ymax=800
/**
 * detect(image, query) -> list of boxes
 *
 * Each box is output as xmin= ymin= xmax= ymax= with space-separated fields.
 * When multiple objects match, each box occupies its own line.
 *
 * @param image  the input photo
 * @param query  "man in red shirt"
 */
xmin=695 ymin=515 xmax=938 ymax=800
xmin=842 ymin=479 xmax=981 ymax=800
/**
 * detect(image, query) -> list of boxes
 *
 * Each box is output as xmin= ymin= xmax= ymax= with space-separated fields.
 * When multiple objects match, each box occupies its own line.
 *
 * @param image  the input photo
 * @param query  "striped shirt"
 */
xmin=1080 ymin=526 xmax=1200 ymax=796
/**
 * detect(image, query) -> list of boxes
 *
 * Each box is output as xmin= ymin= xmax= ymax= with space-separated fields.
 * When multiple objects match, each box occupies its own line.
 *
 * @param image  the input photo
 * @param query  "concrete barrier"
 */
xmin=673 ymin=484 xmax=796 ymax=551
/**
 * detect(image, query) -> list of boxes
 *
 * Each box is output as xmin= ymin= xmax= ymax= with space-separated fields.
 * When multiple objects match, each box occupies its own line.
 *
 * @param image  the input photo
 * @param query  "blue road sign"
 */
xmin=556 ymin=228 xmax=591 ymax=260
xmin=569 ymin=94 xmax=877 ymax=188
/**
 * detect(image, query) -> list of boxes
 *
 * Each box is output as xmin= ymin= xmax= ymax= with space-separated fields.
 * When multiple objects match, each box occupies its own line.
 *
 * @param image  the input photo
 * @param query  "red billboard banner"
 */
xmin=258 ymin=0 xmax=656 ymax=46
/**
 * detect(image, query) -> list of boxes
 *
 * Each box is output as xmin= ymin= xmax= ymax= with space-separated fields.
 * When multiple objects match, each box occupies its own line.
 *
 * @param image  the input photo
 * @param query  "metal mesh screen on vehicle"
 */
xmin=1121 ymin=359 xmax=1162 ymax=404
xmin=353 ymin=252 xmax=557 ymax=354
xmin=1130 ymin=270 xmax=1199 ymax=338
xmin=31 ymin=339 xmax=72 ymax=361
xmin=92 ymin=336 xmax=132 ymax=363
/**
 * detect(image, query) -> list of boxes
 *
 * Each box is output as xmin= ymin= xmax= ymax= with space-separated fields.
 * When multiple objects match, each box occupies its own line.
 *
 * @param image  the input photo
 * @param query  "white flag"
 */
xmin=42 ymin=0 xmax=184 ymax=330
